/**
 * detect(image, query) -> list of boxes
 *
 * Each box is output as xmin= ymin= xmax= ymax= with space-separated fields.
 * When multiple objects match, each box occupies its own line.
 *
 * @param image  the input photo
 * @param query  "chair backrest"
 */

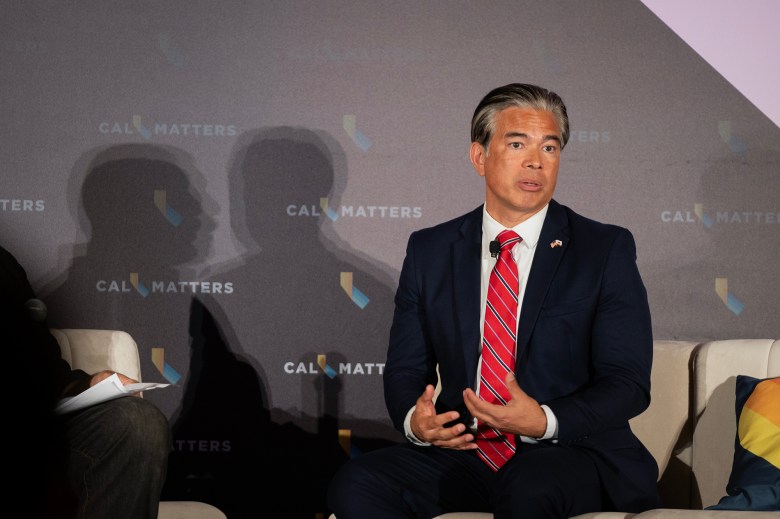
xmin=51 ymin=328 xmax=142 ymax=382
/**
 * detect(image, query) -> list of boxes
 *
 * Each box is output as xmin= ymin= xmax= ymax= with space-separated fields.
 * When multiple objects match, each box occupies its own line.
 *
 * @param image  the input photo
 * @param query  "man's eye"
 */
xmin=543 ymin=145 xmax=557 ymax=152
xmin=509 ymin=142 xmax=522 ymax=149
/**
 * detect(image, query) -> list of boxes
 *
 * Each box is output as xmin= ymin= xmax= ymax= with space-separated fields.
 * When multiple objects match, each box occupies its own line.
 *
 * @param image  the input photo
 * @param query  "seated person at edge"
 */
xmin=1 ymin=244 xmax=171 ymax=519
xmin=327 ymin=83 xmax=660 ymax=518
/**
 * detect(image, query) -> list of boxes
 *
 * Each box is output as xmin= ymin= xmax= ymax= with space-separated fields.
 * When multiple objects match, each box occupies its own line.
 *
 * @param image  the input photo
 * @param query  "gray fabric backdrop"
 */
xmin=2 ymin=2 xmax=778 ymax=516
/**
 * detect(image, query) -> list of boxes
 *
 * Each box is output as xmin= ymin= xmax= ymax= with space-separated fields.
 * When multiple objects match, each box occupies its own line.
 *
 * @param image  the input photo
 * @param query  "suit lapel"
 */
xmin=516 ymin=200 xmax=570 ymax=355
xmin=453 ymin=207 xmax=483 ymax=387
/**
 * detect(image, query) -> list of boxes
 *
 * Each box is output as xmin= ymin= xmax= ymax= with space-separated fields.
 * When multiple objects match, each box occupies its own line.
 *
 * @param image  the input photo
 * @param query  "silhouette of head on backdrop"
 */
xmin=75 ymin=143 xmax=213 ymax=273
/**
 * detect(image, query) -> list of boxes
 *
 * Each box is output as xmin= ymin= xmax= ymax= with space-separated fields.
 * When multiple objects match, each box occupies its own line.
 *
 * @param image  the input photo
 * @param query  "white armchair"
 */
xmin=51 ymin=328 xmax=227 ymax=519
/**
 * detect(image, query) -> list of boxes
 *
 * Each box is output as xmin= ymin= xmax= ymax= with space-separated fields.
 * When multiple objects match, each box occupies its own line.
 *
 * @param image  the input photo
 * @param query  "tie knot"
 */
xmin=496 ymin=230 xmax=521 ymax=251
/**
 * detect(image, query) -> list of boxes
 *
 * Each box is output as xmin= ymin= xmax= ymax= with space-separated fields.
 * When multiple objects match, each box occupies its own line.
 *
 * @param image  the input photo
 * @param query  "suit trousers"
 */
xmin=57 ymin=397 xmax=171 ymax=519
xmin=327 ymin=440 xmax=603 ymax=519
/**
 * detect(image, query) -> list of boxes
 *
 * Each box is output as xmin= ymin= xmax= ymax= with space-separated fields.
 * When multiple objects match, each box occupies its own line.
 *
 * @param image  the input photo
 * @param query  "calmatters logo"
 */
xmin=154 ymin=190 xmax=182 ymax=226
xmin=719 ymin=121 xmax=746 ymax=155
xmin=533 ymin=38 xmax=562 ymax=75
xmin=569 ymin=130 xmax=611 ymax=143
xmin=287 ymin=196 xmax=422 ymax=220
xmin=96 ymin=273 xmax=234 ymax=296
xmin=98 ymin=115 xmax=237 ymax=140
xmin=284 ymin=39 xmax=426 ymax=66
xmin=661 ymin=203 xmax=779 ymax=226
xmin=157 ymin=33 xmax=185 ymax=69
xmin=715 ymin=278 xmax=744 ymax=316
xmin=283 ymin=354 xmax=385 ymax=378
xmin=341 ymin=272 xmax=368 ymax=309
xmin=173 ymin=439 xmax=231 ymax=453
xmin=152 ymin=347 xmax=181 ymax=384
xmin=1 ymin=198 xmax=44 ymax=212
xmin=343 ymin=115 xmax=372 ymax=151
xmin=338 ymin=429 xmax=361 ymax=458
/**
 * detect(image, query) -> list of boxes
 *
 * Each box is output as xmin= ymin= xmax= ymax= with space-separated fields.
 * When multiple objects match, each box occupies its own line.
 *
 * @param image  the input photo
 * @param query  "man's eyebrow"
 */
xmin=503 ymin=131 xmax=561 ymax=144
xmin=504 ymin=131 xmax=529 ymax=139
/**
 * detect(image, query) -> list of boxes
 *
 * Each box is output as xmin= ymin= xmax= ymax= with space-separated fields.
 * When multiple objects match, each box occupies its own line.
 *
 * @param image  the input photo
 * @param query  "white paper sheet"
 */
xmin=55 ymin=373 xmax=169 ymax=415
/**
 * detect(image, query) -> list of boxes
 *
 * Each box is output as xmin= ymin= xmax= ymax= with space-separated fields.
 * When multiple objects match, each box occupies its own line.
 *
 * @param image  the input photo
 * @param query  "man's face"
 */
xmin=470 ymin=106 xmax=561 ymax=227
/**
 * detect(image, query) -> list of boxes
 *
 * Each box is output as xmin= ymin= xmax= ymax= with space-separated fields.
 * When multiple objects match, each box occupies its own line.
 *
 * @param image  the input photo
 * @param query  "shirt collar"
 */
xmin=482 ymin=204 xmax=548 ymax=257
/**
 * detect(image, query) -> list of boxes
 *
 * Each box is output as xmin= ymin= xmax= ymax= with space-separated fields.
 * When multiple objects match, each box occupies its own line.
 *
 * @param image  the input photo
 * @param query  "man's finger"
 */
xmin=504 ymin=372 xmax=525 ymax=399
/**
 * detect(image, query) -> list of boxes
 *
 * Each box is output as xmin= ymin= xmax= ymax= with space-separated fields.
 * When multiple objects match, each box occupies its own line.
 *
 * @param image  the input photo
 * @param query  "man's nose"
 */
xmin=522 ymin=149 xmax=542 ymax=169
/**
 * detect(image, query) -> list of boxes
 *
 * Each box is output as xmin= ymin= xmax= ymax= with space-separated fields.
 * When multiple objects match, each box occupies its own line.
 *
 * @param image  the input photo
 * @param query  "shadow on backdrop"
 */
xmin=40 ymin=144 xmax=216 ymax=421
xmin=161 ymin=296 xmax=275 ymax=517
xmin=166 ymin=126 xmax=401 ymax=517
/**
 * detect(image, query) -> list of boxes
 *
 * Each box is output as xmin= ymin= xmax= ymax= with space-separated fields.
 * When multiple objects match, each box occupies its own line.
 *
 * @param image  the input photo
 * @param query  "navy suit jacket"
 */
xmin=384 ymin=200 xmax=660 ymax=512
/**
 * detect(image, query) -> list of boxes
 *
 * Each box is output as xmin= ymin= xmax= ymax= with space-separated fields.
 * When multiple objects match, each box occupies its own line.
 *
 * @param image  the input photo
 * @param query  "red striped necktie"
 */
xmin=476 ymin=229 xmax=522 ymax=471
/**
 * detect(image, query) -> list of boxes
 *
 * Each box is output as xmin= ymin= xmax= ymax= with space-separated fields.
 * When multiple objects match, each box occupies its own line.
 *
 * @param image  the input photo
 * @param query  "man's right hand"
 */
xmin=90 ymin=369 xmax=138 ymax=386
xmin=410 ymin=384 xmax=477 ymax=450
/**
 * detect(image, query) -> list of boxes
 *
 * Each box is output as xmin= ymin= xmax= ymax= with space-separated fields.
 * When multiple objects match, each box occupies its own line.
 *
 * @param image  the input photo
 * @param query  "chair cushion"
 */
xmin=706 ymin=375 xmax=780 ymax=511
xmin=691 ymin=339 xmax=780 ymax=507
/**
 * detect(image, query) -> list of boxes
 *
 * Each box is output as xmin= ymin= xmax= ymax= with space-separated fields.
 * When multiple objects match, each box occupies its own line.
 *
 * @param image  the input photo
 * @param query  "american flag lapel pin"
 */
xmin=550 ymin=239 xmax=563 ymax=249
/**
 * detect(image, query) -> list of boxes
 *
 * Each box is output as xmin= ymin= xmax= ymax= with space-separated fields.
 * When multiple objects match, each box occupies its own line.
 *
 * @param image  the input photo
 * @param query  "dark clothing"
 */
xmin=1 ymin=245 xmax=170 ymax=519
xmin=329 ymin=441 xmax=604 ymax=518
xmin=61 ymin=396 xmax=171 ymax=519
xmin=1 ymin=245 xmax=91 ymax=396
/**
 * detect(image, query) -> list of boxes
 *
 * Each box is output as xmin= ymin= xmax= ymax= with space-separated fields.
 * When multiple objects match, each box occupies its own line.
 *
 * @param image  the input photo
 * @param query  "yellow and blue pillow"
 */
xmin=707 ymin=375 xmax=780 ymax=511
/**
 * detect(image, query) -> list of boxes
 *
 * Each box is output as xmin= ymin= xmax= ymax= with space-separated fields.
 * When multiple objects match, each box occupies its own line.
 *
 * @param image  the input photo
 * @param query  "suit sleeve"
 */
xmin=1 ymin=246 xmax=90 ymax=403
xmin=383 ymin=232 xmax=438 ymax=432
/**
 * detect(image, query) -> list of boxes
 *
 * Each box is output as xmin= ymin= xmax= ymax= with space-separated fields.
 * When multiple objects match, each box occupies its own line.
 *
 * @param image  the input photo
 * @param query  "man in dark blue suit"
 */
xmin=328 ymin=83 xmax=660 ymax=518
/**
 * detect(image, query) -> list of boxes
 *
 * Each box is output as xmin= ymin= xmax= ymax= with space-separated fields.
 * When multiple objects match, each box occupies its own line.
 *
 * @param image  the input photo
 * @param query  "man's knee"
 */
xmin=496 ymin=447 xmax=601 ymax=515
xmin=111 ymin=398 xmax=171 ymax=457
xmin=328 ymin=459 xmax=364 ymax=508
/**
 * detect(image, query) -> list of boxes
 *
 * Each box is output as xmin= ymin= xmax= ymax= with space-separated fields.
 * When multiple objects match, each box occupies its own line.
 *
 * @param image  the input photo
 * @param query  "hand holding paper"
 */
xmin=56 ymin=373 xmax=169 ymax=415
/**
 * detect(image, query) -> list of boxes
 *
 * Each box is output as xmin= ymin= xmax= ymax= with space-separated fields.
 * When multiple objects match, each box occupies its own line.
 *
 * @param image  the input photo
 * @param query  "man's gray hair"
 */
xmin=471 ymin=83 xmax=569 ymax=150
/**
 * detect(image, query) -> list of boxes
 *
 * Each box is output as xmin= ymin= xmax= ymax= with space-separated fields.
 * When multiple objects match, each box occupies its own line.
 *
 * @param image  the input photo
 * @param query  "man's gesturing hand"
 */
xmin=410 ymin=384 xmax=477 ymax=450
xmin=463 ymin=372 xmax=547 ymax=438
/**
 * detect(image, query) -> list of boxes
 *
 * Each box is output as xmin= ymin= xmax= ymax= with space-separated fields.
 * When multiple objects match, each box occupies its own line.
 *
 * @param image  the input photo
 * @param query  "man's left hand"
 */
xmin=463 ymin=372 xmax=547 ymax=438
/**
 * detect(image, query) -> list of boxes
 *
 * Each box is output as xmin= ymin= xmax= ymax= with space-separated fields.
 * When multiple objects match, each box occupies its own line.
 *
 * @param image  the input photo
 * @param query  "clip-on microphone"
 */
xmin=489 ymin=240 xmax=501 ymax=258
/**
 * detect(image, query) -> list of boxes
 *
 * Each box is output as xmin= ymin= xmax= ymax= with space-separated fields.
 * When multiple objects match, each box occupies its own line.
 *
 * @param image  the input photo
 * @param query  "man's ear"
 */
xmin=469 ymin=141 xmax=486 ymax=177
